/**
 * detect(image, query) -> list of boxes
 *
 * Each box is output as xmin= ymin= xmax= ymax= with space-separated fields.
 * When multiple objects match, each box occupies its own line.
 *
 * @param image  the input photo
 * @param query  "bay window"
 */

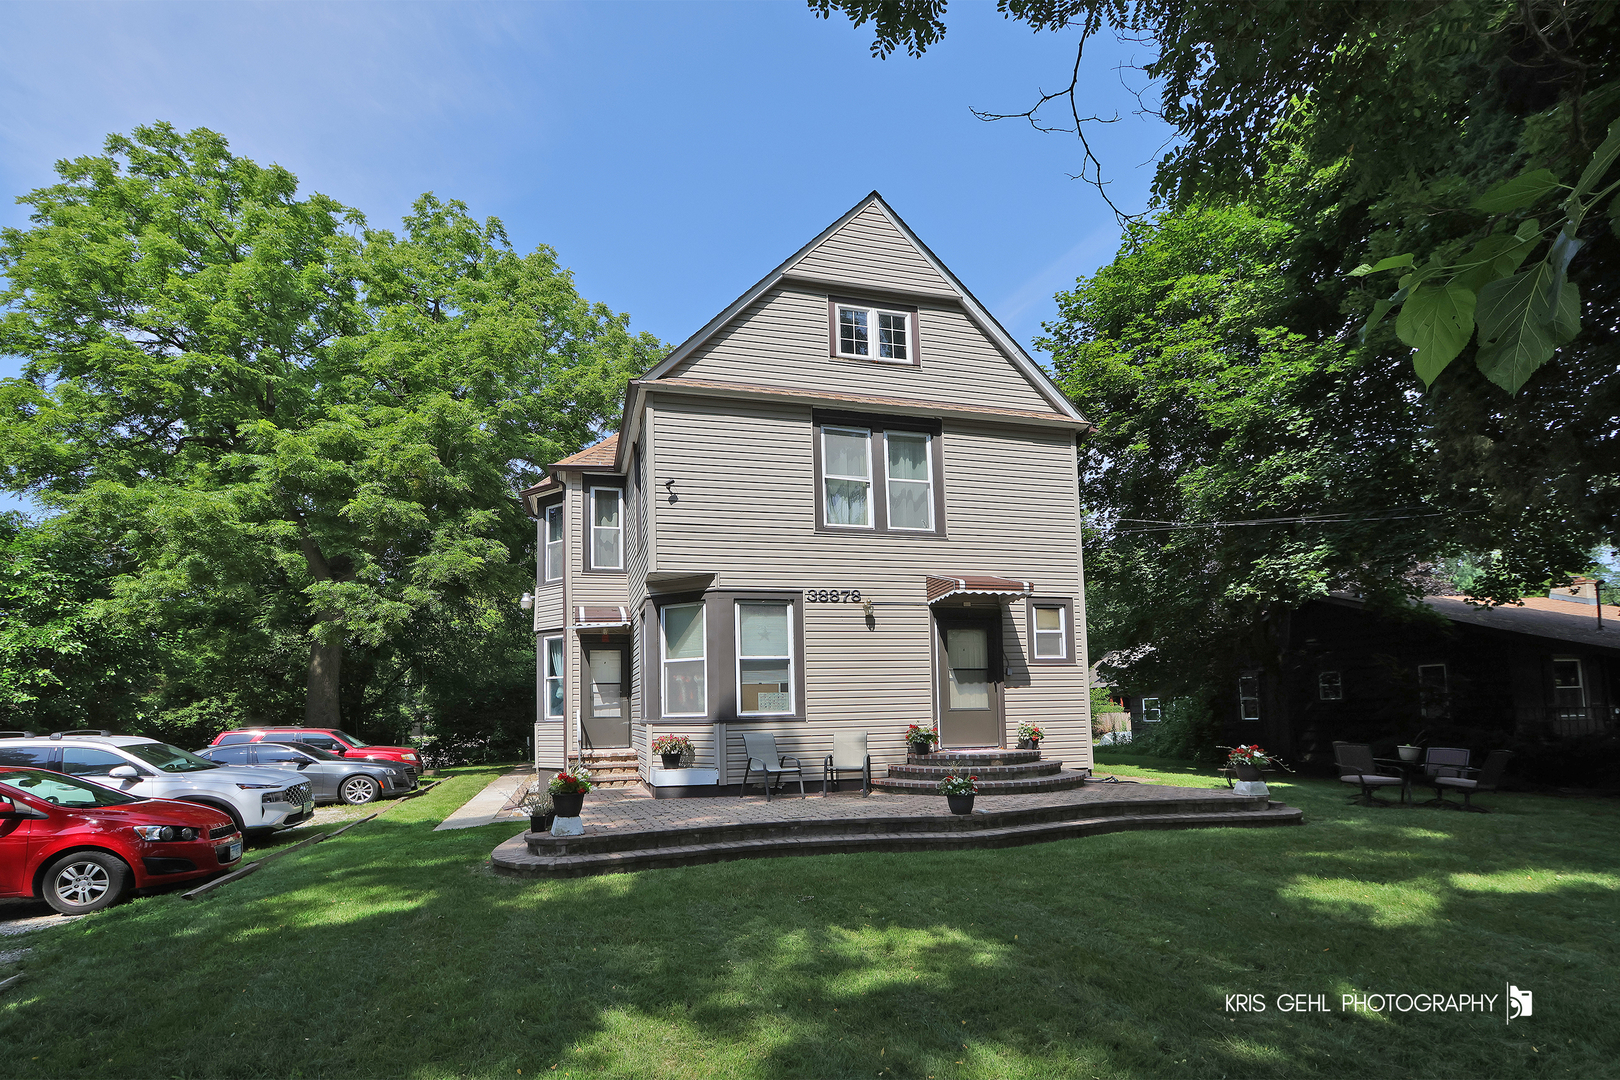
xmin=542 ymin=635 xmax=565 ymax=720
xmin=661 ymin=603 xmax=707 ymax=717
xmin=588 ymin=486 xmax=623 ymax=571
xmin=736 ymin=601 xmax=793 ymax=715
xmin=543 ymin=504 xmax=564 ymax=582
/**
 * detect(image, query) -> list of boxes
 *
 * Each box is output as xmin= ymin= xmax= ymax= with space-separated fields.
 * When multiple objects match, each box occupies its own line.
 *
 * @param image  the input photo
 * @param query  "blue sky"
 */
xmin=1 ymin=0 xmax=1174 ymax=514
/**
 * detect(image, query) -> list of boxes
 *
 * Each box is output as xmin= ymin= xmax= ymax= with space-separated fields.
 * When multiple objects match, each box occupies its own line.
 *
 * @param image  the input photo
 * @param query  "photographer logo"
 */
xmin=1507 ymin=985 xmax=1532 ymax=1024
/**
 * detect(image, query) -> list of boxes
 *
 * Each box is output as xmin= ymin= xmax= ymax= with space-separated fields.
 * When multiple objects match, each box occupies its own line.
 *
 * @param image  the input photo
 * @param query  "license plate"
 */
xmin=303 ymin=801 xmax=314 ymax=814
xmin=228 ymin=841 xmax=243 ymax=861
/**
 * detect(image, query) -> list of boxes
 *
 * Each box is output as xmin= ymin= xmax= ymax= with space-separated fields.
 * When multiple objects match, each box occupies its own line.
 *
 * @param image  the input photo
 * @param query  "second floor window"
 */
xmin=590 ymin=487 xmax=623 ymax=570
xmin=661 ymin=602 xmax=706 ymax=717
xmin=815 ymin=413 xmax=945 ymax=536
xmin=543 ymin=504 xmax=564 ymax=582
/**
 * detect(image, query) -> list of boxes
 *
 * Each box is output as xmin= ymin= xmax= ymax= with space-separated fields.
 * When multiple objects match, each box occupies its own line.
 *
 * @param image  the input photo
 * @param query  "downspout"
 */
xmin=562 ymin=471 xmax=574 ymax=768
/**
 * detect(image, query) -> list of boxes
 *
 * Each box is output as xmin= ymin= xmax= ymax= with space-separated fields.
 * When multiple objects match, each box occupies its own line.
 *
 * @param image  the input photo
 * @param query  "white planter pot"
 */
xmin=550 ymin=815 xmax=584 ymax=836
xmin=1233 ymin=779 xmax=1269 ymax=798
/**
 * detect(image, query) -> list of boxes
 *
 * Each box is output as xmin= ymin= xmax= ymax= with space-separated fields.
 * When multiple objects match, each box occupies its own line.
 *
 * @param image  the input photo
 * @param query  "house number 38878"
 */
xmin=805 ymin=589 xmax=862 ymax=603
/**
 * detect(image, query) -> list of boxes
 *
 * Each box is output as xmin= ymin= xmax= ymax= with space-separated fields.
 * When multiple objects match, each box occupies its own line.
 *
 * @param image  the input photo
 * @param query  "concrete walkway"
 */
xmin=434 ymin=766 xmax=537 ymax=831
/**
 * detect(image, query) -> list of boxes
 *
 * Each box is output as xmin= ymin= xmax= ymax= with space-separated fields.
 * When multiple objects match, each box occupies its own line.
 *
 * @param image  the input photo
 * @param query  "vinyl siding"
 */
xmin=644 ymin=394 xmax=1089 ymax=775
xmin=667 ymin=286 xmax=1060 ymax=416
xmin=792 ymin=202 xmax=954 ymax=296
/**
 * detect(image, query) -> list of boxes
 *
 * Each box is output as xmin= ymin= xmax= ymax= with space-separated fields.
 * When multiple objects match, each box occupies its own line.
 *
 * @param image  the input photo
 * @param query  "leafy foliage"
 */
xmin=0 ymin=124 xmax=663 ymax=744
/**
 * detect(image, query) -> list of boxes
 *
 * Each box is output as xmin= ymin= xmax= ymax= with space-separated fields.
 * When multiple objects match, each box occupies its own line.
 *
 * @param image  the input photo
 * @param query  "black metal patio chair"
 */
xmin=1332 ymin=741 xmax=1405 ymax=806
xmin=1431 ymin=749 xmax=1513 ymax=812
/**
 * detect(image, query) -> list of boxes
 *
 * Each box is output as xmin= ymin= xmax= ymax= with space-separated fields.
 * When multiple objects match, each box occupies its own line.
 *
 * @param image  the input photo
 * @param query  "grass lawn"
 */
xmin=2 ymin=757 xmax=1617 ymax=1078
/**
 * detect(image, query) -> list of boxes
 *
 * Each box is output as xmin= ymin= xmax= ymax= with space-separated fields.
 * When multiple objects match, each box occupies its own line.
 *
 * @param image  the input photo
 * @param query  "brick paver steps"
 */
xmin=887 ymin=760 xmax=1063 ymax=781
xmin=906 ymin=749 xmax=1042 ymax=766
xmin=489 ymin=780 xmax=1303 ymax=878
xmin=873 ymin=748 xmax=1086 ymax=794
xmin=579 ymin=749 xmax=640 ymax=788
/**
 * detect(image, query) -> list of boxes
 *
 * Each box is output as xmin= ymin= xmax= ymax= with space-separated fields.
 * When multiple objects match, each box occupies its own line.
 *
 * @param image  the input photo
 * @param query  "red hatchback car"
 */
xmin=0 ymin=768 xmax=243 ymax=914
xmin=209 ymin=727 xmax=422 ymax=778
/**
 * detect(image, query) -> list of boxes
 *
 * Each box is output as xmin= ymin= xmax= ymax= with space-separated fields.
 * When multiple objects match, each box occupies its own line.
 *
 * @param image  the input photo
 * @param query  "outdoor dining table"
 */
xmin=1373 ymin=757 xmax=1427 ymax=805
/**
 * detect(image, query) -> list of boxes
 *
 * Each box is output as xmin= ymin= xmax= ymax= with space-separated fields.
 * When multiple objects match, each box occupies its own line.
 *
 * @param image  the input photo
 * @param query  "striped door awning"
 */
xmin=571 ymin=605 xmax=630 ymax=629
xmin=925 ymin=575 xmax=1035 ymax=603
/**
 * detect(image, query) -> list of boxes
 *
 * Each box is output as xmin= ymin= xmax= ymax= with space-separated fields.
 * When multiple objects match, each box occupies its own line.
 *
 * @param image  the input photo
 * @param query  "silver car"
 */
xmin=196 ymin=741 xmax=414 ymax=805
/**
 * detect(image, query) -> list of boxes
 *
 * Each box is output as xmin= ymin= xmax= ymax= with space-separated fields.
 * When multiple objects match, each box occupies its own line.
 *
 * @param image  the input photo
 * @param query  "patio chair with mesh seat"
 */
xmin=1431 ymin=749 xmax=1513 ymax=812
xmin=740 ymin=732 xmax=805 ymax=801
xmin=1333 ymin=741 xmax=1405 ymax=806
xmin=1416 ymin=746 xmax=1471 ymax=806
xmin=822 ymin=730 xmax=870 ymax=796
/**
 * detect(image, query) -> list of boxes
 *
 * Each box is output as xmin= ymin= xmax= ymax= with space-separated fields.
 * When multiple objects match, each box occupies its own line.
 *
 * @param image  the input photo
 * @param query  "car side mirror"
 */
xmin=0 ymin=798 xmax=15 ymax=815
xmin=108 ymin=765 xmax=140 ymax=780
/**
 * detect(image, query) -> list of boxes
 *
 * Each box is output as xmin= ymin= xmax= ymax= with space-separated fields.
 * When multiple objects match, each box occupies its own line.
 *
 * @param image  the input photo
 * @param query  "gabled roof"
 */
xmin=551 ymin=433 xmax=619 ymax=470
xmin=616 ymin=192 xmax=1085 ymax=470
xmin=1322 ymin=593 xmax=1620 ymax=653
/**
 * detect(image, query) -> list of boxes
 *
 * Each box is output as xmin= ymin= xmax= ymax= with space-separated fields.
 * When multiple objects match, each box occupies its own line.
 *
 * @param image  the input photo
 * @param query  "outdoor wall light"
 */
xmin=519 ymin=593 xmax=534 ymax=610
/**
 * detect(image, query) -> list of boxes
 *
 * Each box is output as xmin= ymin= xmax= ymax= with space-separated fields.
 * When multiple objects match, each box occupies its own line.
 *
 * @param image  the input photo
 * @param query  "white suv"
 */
xmin=0 ymin=732 xmax=316 ymax=836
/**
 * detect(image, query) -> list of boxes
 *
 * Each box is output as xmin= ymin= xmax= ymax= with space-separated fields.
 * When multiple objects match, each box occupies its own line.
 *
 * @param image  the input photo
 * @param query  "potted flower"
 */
xmin=652 ymin=734 xmax=693 ymax=770
xmin=1397 ymin=729 xmax=1429 ymax=762
xmin=938 ymin=772 xmax=978 ymax=815
xmin=547 ymin=764 xmax=594 ymax=818
xmin=1017 ymin=722 xmax=1045 ymax=750
xmin=906 ymin=724 xmax=938 ymax=756
xmin=1222 ymin=745 xmax=1290 ymax=797
xmin=520 ymin=787 xmax=555 ymax=834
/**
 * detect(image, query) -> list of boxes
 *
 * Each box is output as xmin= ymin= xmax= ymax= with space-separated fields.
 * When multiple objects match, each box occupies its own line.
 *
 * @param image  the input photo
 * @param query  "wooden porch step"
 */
xmin=871 ymin=769 xmax=1090 ymax=795
xmin=492 ymin=803 xmax=1304 ymax=878
xmin=887 ymin=759 xmax=1063 ymax=782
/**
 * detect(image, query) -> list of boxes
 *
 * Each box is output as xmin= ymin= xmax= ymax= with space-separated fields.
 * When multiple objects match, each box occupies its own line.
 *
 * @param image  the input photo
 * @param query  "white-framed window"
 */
xmin=1238 ymin=674 xmax=1261 ymax=721
xmin=660 ymin=602 xmax=706 ymax=717
xmin=542 ymin=635 xmax=565 ymax=720
xmin=589 ymin=486 xmax=623 ymax=570
xmin=736 ymin=601 xmax=794 ymax=716
xmin=1318 ymin=671 xmax=1343 ymax=701
xmin=1141 ymin=696 xmax=1162 ymax=723
xmin=543 ymin=504 xmax=564 ymax=582
xmin=1418 ymin=662 xmax=1449 ymax=719
xmin=821 ymin=426 xmax=873 ymax=528
xmin=836 ymin=303 xmax=911 ymax=363
xmin=1033 ymin=605 xmax=1067 ymax=659
xmin=1552 ymin=658 xmax=1584 ymax=706
xmin=885 ymin=431 xmax=934 ymax=531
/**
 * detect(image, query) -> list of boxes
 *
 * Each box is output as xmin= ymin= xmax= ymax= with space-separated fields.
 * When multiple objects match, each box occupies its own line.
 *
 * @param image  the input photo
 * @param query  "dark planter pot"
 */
xmin=551 ymin=791 xmax=586 ymax=818
xmin=945 ymin=793 xmax=975 ymax=815
xmin=1233 ymin=762 xmax=1264 ymax=782
xmin=660 ymin=753 xmax=683 ymax=769
xmin=529 ymin=811 xmax=555 ymax=834
xmin=1017 ymin=738 xmax=1041 ymax=751
xmin=909 ymin=742 xmax=935 ymax=757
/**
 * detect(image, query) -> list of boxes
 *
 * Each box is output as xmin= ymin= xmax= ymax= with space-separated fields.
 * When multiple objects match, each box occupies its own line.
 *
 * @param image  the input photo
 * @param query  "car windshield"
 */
xmin=279 ymin=742 xmax=342 ymax=761
xmin=332 ymin=730 xmax=370 ymax=748
xmin=0 ymin=770 xmax=144 ymax=808
xmin=121 ymin=742 xmax=221 ymax=773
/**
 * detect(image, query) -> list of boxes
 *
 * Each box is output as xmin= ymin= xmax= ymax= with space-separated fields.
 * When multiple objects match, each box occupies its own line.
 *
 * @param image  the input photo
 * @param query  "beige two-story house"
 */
xmin=520 ymin=192 xmax=1093 ymax=790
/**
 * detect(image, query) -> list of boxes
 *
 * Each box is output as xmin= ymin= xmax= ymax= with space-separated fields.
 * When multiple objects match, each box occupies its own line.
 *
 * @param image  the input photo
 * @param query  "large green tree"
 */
xmin=0 ymin=124 xmax=662 ymax=733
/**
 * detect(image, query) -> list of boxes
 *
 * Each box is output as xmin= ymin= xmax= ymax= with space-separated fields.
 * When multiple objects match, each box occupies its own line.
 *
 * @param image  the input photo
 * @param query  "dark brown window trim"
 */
xmin=642 ymin=590 xmax=807 ymax=722
xmin=580 ymin=474 xmax=627 ymax=575
xmin=827 ymin=296 xmax=923 ymax=367
xmin=811 ymin=411 xmax=946 ymax=537
xmin=538 ymin=498 xmax=565 ymax=583
xmin=1025 ymin=596 xmax=1077 ymax=666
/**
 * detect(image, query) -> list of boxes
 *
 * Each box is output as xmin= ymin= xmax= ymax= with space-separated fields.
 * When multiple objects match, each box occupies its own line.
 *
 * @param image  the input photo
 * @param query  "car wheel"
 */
xmin=182 ymin=799 xmax=245 ymax=836
xmin=339 ymin=774 xmax=380 ymax=805
xmin=42 ymin=851 xmax=130 ymax=915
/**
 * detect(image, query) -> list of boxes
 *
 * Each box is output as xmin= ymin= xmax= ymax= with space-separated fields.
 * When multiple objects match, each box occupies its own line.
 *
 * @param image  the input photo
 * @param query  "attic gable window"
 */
xmin=829 ymin=297 xmax=919 ymax=366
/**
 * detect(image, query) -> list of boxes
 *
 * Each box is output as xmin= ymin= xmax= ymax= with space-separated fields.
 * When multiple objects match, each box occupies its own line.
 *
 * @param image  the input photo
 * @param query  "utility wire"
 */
xmin=1108 ymin=509 xmax=1463 ymax=534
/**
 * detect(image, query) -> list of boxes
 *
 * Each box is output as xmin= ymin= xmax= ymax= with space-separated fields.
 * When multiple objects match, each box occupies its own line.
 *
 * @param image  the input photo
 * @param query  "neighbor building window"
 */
xmin=1552 ymin=658 xmax=1584 ymax=706
xmin=814 ymin=412 xmax=945 ymax=535
xmin=1417 ymin=662 xmax=1450 ymax=719
xmin=1318 ymin=671 xmax=1343 ymax=701
xmin=1238 ymin=674 xmax=1261 ymax=721
xmin=661 ymin=602 xmax=707 ymax=717
xmin=834 ymin=302 xmax=912 ymax=363
xmin=821 ymin=426 xmax=873 ymax=528
xmin=543 ymin=504 xmax=564 ymax=582
xmin=885 ymin=432 xmax=934 ymax=530
xmin=589 ymin=486 xmax=623 ymax=570
xmin=543 ymin=635 xmax=565 ymax=720
xmin=736 ymin=601 xmax=793 ymax=715
xmin=1026 ymin=598 xmax=1076 ymax=665
xmin=1141 ymin=697 xmax=1162 ymax=723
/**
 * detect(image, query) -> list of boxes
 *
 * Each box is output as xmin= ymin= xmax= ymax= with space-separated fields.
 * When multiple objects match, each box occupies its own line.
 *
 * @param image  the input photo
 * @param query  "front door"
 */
xmin=935 ymin=616 xmax=1002 ymax=748
xmin=582 ymin=645 xmax=631 ymax=749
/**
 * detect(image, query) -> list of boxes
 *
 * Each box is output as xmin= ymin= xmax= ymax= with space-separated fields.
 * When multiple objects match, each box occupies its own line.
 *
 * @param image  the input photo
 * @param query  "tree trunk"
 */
xmin=305 ymin=619 xmax=344 ymax=727
xmin=299 ymin=536 xmax=353 ymax=727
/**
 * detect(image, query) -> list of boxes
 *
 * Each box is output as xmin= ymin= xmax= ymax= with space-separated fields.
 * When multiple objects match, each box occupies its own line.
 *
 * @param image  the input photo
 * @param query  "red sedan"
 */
xmin=0 ymin=768 xmax=243 ymax=914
